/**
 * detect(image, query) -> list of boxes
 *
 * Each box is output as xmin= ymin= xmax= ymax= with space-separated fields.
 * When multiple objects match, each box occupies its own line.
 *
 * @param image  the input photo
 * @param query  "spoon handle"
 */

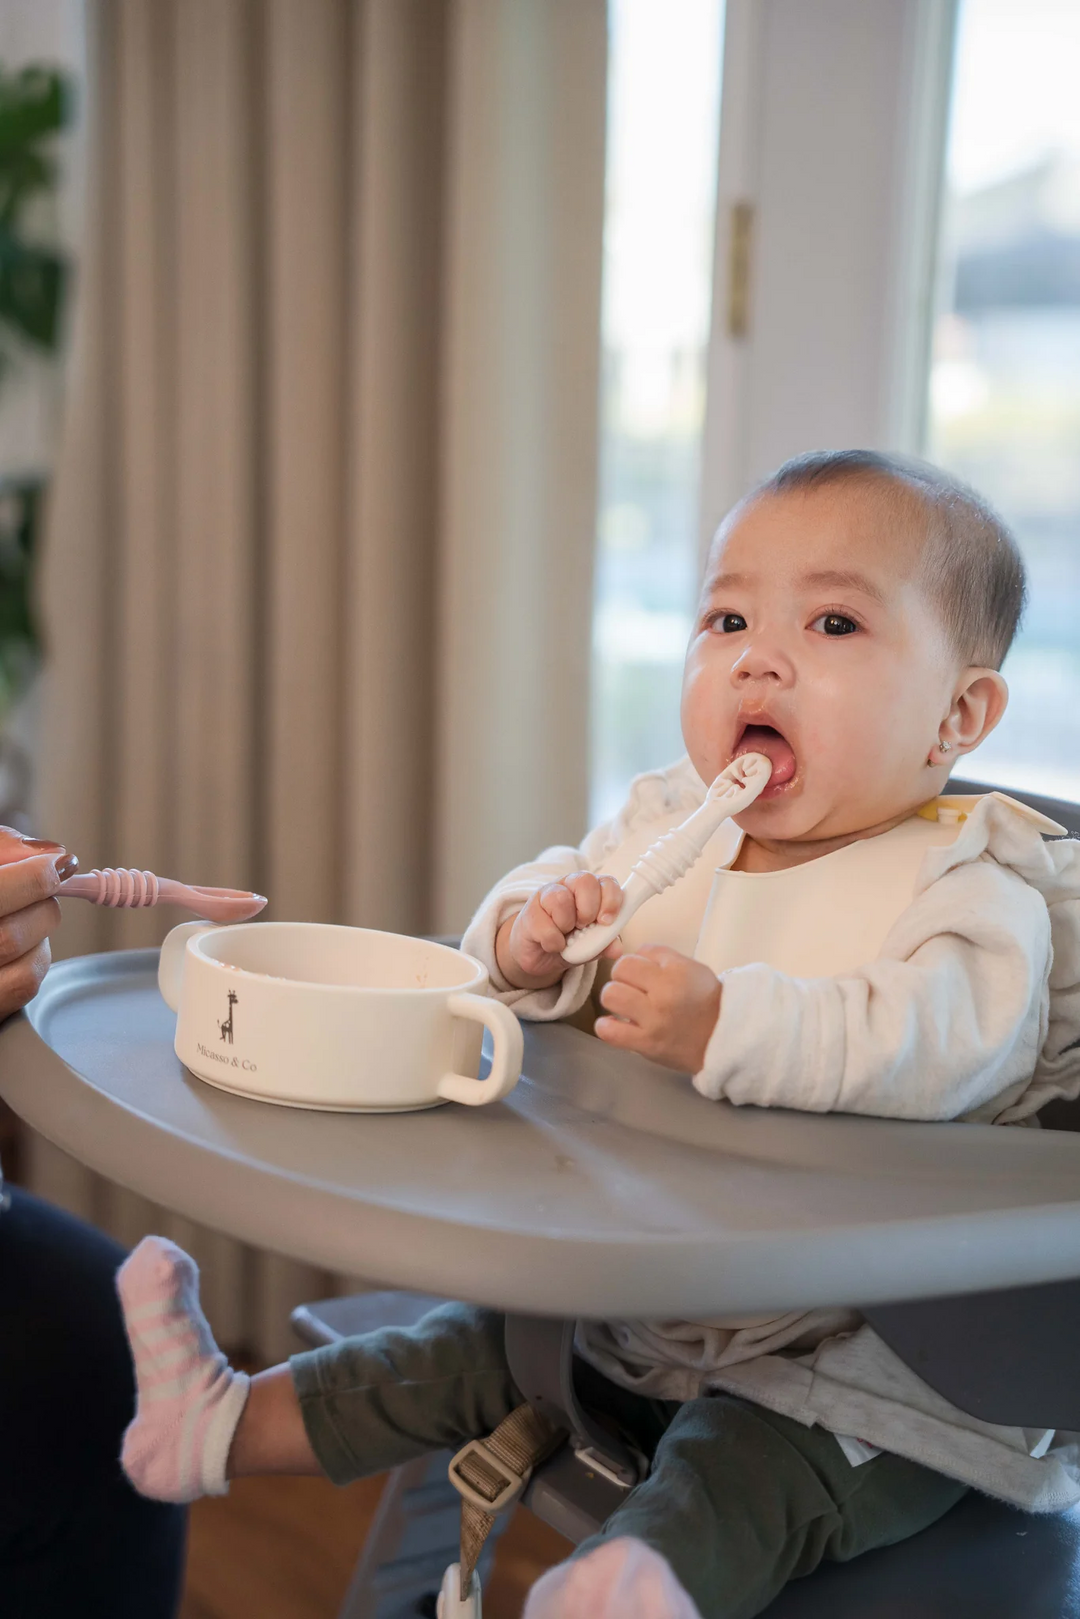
xmin=59 ymin=868 xmax=267 ymax=924
xmin=561 ymin=752 xmax=773 ymax=966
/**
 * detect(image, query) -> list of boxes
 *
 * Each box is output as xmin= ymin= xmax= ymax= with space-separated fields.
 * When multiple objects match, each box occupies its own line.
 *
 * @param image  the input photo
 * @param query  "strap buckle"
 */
xmin=448 ymin=1437 xmax=531 ymax=1515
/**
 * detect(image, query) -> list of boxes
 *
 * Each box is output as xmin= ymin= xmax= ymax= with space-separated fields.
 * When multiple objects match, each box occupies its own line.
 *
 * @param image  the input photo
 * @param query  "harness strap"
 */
xmin=448 ymin=1403 xmax=562 ymax=1593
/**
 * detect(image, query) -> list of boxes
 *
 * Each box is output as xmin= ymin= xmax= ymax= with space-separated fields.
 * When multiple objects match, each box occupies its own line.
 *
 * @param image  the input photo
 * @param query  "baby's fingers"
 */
xmin=597 ymin=875 xmax=623 ymax=924
xmin=522 ymin=915 xmax=568 ymax=959
xmin=595 ymin=1015 xmax=647 ymax=1051
xmin=598 ymin=978 xmax=647 ymax=1023
xmin=534 ymin=882 xmax=577 ymax=943
xmin=562 ymin=872 xmax=604 ymax=928
xmin=609 ymin=951 xmax=659 ymax=992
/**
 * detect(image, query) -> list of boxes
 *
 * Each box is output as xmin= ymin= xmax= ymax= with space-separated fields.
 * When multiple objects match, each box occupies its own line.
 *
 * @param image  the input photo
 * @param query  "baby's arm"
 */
xmin=694 ymin=860 xmax=1051 ymax=1121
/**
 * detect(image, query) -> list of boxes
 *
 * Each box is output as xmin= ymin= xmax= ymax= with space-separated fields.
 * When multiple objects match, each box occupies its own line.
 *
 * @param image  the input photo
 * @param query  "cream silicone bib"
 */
xmin=694 ymin=809 xmax=963 ymax=978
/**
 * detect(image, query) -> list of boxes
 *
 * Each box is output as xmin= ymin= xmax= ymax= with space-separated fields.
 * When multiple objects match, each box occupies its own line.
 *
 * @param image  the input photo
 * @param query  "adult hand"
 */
xmin=596 ymin=943 xmax=721 ymax=1072
xmin=0 ymin=829 xmax=76 ymax=1021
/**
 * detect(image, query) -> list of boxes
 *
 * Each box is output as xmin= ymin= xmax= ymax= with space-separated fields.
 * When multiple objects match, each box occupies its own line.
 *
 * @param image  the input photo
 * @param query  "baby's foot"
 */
xmin=116 ymin=1235 xmax=250 ymax=1502
xmin=523 ymin=1538 xmax=702 ymax=1619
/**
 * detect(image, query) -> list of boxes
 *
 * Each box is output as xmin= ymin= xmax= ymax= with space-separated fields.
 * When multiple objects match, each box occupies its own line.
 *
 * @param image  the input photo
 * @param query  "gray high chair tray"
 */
xmin=4 ymin=947 xmax=1080 ymax=1319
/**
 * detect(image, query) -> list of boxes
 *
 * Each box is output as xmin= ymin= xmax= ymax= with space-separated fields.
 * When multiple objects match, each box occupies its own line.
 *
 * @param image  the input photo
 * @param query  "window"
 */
xmin=590 ymin=0 xmax=725 ymax=822
xmin=928 ymin=0 xmax=1080 ymax=799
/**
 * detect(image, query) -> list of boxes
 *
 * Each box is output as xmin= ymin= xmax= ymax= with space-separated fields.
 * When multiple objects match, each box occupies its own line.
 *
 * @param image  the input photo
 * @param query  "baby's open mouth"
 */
xmin=732 ymin=723 xmax=797 ymax=789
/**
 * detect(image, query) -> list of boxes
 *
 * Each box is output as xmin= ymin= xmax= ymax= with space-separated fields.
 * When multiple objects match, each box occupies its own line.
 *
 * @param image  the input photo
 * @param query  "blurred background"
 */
xmin=0 ymin=1 xmax=1077 ymax=1612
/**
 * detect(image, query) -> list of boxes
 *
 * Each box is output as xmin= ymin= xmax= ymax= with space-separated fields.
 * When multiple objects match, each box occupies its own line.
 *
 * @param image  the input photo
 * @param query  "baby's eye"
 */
xmin=710 ymin=612 xmax=747 ymax=634
xmin=810 ymin=613 xmax=859 ymax=637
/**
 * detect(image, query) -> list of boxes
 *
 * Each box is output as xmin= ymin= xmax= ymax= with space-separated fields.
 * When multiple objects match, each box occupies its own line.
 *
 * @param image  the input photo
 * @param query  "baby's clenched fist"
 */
xmin=496 ymin=872 xmax=623 ymax=991
xmin=596 ymin=944 xmax=721 ymax=1072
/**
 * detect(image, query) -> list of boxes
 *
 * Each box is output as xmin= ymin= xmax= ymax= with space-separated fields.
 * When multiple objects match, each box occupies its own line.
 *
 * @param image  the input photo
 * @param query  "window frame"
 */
xmin=698 ymin=0 xmax=958 ymax=552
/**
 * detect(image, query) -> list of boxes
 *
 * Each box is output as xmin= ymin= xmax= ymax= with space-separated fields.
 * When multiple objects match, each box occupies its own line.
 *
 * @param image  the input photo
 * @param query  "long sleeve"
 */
xmin=695 ymin=857 xmax=1052 ymax=1121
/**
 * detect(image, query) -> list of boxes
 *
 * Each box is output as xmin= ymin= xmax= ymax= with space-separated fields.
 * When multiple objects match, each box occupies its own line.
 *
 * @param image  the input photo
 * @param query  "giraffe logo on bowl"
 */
xmin=219 ymin=990 xmax=237 ymax=1045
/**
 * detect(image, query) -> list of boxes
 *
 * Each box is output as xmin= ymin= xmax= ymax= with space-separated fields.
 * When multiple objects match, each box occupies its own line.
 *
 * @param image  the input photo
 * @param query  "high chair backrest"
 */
xmin=953 ymin=777 xmax=1080 ymax=1135
xmin=858 ymin=778 xmax=1080 ymax=1432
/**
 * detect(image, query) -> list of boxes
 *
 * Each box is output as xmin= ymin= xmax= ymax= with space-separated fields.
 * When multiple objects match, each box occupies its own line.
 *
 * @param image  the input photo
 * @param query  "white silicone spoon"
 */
xmin=561 ymin=751 xmax=773 ymax=966
xmin=59 ymin=867 xmax=267 ymax=924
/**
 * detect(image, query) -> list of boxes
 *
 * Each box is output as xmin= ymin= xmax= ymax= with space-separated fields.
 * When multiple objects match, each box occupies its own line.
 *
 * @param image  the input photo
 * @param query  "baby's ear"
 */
xmin=950 ymin=668 xmax=1009 ymax=753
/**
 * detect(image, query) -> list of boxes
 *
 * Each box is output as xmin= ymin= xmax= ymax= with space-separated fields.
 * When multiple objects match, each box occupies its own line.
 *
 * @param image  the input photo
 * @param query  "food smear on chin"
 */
xmin=733 ymin=725 xmax=796 ymax=785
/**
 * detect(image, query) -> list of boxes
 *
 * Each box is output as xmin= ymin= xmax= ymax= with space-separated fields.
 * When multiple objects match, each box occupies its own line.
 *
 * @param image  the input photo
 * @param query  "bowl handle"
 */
xmin=437 ymin=994 xmax=524 ymax=1106
xmin=158 ymin=921 xmax=219 ymax=1013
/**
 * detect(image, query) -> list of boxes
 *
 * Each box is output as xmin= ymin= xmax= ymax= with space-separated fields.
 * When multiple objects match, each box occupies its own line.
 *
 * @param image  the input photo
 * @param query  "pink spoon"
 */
xmin=59 ymin=867 xmax=267 ymax=924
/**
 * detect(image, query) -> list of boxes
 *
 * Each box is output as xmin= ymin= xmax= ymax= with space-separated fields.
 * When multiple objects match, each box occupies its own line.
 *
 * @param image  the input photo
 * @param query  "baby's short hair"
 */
xmin=754 ymin=449 xmax=1027 ymax=670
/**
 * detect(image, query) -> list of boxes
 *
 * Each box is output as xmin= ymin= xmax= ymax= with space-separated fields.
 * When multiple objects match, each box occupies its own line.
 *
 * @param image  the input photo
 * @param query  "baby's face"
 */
xmin=681 ymin=484 xmax=966 ymax=844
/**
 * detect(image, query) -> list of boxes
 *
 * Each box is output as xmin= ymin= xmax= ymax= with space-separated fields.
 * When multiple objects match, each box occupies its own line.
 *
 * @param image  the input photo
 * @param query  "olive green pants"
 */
xmin=290 ymin=1303 xmax=967 ymax=1619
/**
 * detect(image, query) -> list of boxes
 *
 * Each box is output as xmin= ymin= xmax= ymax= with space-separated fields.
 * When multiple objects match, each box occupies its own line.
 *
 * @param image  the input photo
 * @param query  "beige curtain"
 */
xmin=27 ymin=0 xmax=606 ymax=1362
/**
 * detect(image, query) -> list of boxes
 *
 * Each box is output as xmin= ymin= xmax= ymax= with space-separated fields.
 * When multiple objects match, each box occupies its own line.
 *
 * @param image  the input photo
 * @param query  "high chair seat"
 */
xmin=291 ymin=1289 xmax=1080 ymax=1618
xmin=764 ymin=1493 xmax=1080 ymax=1618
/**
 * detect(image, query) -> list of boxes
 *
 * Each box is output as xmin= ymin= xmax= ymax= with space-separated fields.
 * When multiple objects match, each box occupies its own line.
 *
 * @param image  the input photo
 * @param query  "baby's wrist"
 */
xmin=494 ymin=914 xmax=565 ymax=992
xmin=689 ymin=982 xmax=722 ymax=1072
xmin=494 ymin=916 xmax=524 ymax=986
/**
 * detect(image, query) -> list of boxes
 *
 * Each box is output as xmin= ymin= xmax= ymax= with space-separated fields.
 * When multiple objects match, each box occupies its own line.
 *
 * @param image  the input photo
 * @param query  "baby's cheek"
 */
xmin=679 ymin=650 xmax=726 ymax=778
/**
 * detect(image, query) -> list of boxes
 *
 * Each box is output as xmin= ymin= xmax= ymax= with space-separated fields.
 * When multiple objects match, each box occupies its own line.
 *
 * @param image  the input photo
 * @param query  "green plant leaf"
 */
xmin=0 ymin=225 xmax=64 ymax=348
xmin=0 ymin=66 xmax=66 ymax=158
xmin=0 ymin=65 xmax=68 ymax=350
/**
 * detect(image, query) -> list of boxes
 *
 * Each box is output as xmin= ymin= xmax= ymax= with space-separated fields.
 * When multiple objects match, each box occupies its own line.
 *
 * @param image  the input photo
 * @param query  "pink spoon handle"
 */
xmin=59 ymin=868 xmax=267 ymax=924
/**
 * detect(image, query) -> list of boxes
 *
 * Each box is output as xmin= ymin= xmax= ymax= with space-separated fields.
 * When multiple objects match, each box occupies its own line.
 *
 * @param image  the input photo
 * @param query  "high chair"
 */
xmin=292 ymin=777 xmax=1080 ymax=1619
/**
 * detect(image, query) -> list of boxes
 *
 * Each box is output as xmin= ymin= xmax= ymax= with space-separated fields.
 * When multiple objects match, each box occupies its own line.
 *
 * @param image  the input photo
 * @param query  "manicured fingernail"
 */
xmin=20 ymin=836 xmax=64 ymax=851
xmin=54 ymin=853 xmax=79 ymax=881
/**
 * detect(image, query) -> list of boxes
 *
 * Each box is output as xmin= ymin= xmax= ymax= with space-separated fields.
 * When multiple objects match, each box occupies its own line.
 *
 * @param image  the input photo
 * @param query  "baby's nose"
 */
xmin=730 ymin=640 xmax=793 ymax=683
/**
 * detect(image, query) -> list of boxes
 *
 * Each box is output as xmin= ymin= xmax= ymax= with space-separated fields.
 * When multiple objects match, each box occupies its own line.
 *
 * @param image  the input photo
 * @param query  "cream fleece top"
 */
xmin=461 ymin=759 xmax=1080 ymax=1512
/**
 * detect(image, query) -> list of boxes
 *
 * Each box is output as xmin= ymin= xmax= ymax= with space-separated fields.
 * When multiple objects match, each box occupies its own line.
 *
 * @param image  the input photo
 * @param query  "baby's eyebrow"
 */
xmin=701 ymin=569 xmax=750 ymax=597
xmin=701 ymin=567 xmax=888 ymax=606
xmin=800 ymin=568 xmax=887 ymax=606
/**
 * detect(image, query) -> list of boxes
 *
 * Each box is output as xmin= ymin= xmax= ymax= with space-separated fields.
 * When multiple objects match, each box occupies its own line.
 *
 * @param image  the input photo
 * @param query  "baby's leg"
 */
xmin=545 ymin=1394 xmax=967 ymax=1619
xmin=287 ymin=1292 xmax=519 ymax=1484
xmin=117 ymin=1237 xmax=519 ymax=1503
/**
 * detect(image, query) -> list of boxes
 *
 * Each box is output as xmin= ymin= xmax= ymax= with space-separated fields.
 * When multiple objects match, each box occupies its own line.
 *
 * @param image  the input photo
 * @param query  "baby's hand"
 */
xmin=596 ymin=944 xmax=721 ymax=1072
xmin=495 ymin=872 xmax=623 ymax=990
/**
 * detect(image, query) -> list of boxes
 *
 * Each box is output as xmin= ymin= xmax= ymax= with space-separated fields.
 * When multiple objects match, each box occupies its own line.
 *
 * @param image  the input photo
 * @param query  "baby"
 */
xmin=114 ymin=451 xmax=1080 ymax=1619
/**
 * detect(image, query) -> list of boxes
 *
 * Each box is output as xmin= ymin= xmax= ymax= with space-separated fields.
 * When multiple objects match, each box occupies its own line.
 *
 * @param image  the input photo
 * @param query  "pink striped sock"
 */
xmin=523 ymin=1539 xmax=702 ymax=1619
xmin=116 ymin=1235 xmax=250 ymax=1503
